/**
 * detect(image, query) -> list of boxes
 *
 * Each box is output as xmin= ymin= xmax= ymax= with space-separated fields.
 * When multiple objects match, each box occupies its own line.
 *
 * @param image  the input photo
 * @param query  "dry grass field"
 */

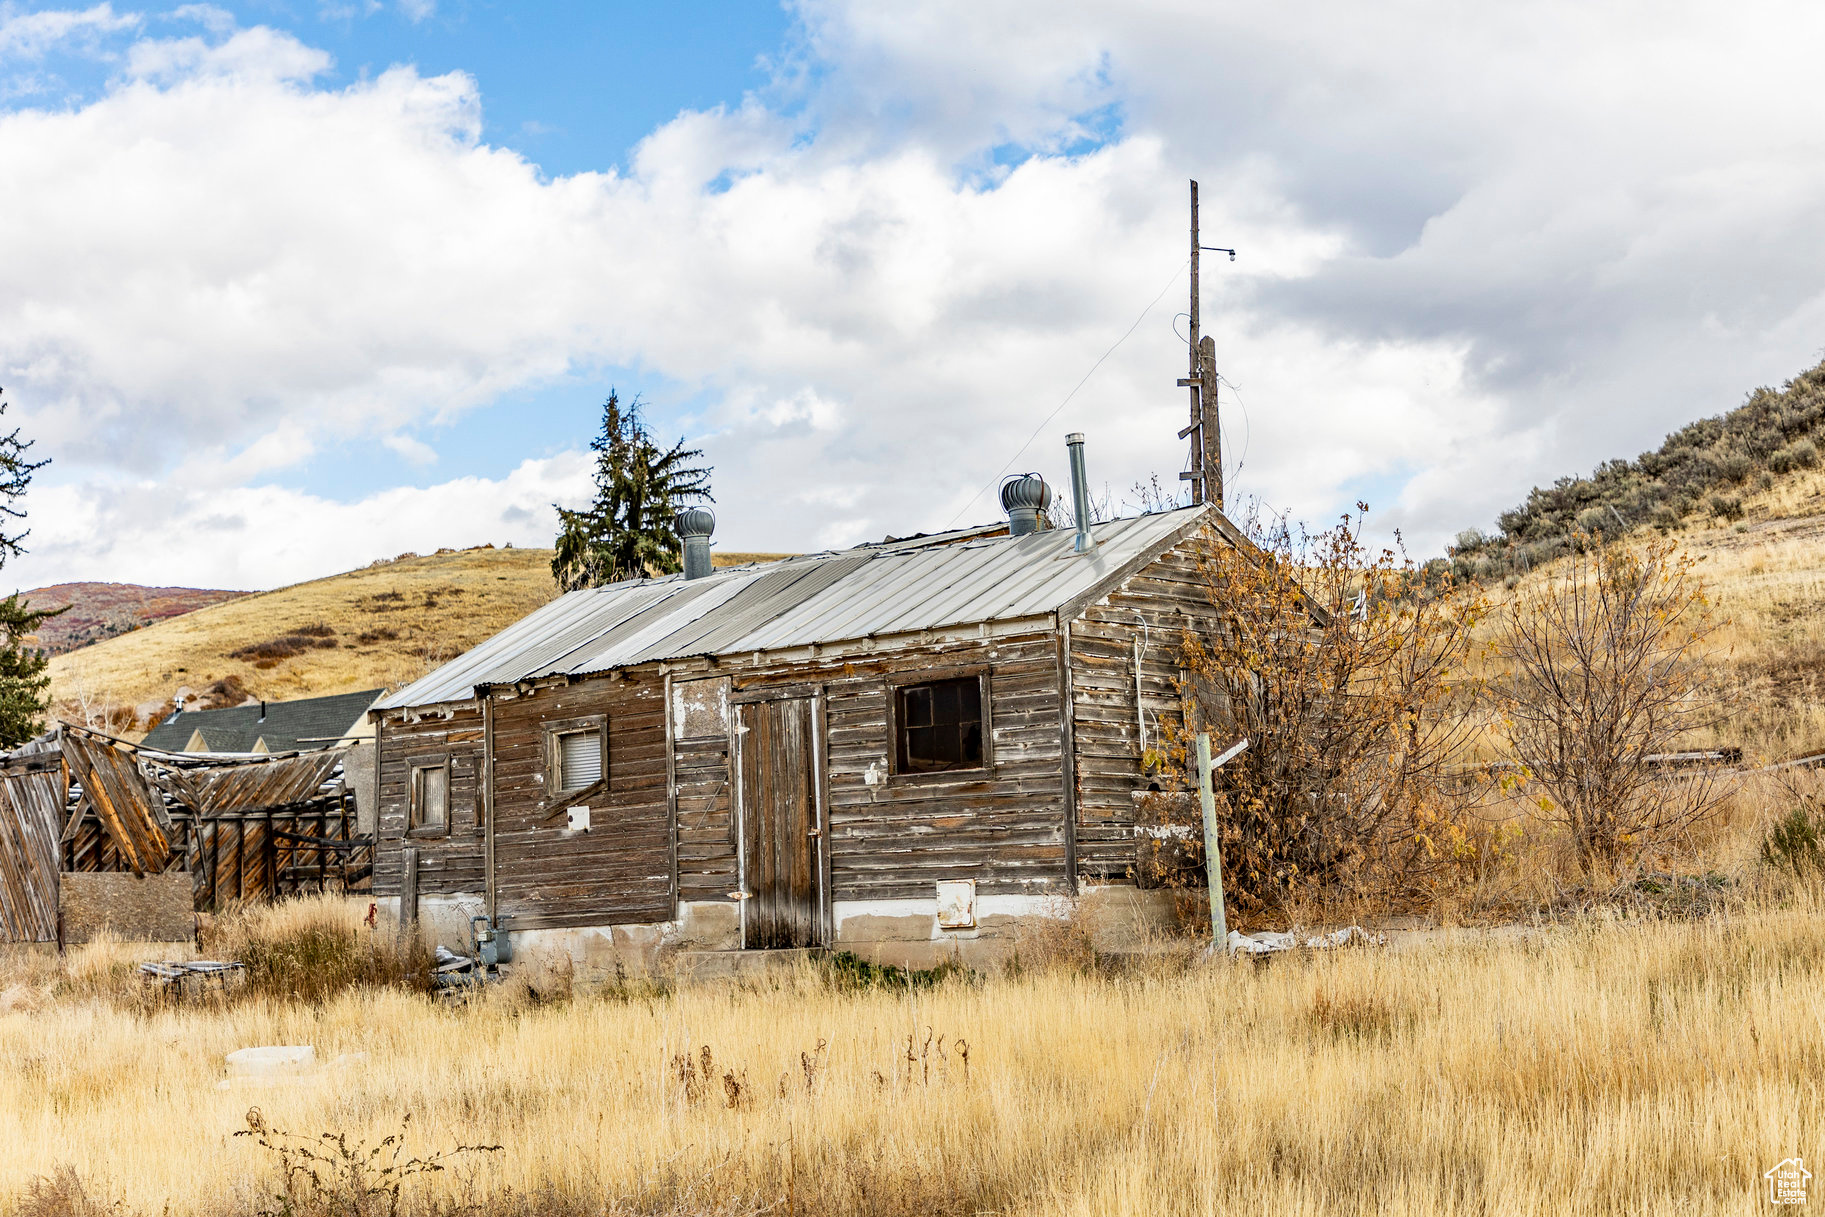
xmin=15 ymin=406 xmax=1825 ymax=1213
xmin=44 ymin=546 xmax=787 ymax=730
xmin=1 ymin=892 xmax=1821 ymax=1216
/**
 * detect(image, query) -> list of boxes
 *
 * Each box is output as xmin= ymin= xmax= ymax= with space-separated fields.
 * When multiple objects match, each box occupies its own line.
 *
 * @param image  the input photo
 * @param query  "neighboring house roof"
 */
xmin=379 ymin=506 xmax=1226 ymax=712
xmin=143 ymin=688 xmax=386 ymax=754
xmin=183 ymin=727 xmax=268 ymax=755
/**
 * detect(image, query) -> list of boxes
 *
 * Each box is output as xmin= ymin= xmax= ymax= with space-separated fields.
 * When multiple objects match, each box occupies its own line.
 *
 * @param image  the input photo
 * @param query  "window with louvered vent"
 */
xmin=558 ymin=729 xmax=603 ymax=792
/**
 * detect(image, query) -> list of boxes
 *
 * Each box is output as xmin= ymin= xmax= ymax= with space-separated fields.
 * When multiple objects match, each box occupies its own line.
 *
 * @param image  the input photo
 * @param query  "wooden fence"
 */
xmin=60 ymin=794 xmax=371 ymax=912
xmin=0 ymin=760 xmax=64 ymax=942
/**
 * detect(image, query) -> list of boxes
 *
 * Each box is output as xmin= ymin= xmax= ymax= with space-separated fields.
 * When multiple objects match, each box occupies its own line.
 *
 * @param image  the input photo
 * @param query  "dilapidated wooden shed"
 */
xmin=371 ymin=498 xmax=1240 ymax=969
xmin=0 ymin=724 xmax=371 ymax=944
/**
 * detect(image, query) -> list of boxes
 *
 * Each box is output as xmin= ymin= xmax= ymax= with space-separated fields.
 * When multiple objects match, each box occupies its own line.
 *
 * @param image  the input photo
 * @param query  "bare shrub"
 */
xmin=194 ymin=675 xmax=253 ymax=710
xmin=15 ymin=1166 xmax=120 ymax=1217
xmin=1496 ymin=536 xmax=1729 ymax=879
xmin=1174 ymin=503 xmax=1492 ymax=918
xmin=229 ymin=627 xmax=339 ymax=668
xmin=236 ymin=1108 xmax=499 ymax=1217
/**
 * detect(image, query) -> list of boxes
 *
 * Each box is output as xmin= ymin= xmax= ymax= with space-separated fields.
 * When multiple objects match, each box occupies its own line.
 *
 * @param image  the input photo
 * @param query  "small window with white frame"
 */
xmin=410 ymin=762 xmax=448 ymax=834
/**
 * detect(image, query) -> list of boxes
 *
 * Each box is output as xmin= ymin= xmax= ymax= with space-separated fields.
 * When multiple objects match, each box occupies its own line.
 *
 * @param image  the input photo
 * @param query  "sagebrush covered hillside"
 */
xmin=1454 ymin=358 xmax=1825 ymax=577
xmin=21 ymin=583 xmax=247 ymax=654
xmin=1449 ymin=356 xmax=1825 ymax=763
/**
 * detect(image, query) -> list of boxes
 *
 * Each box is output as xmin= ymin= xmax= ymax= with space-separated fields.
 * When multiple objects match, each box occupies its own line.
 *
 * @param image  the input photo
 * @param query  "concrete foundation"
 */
xmin=828 ymin=885 xmax=1179 ymax=969
xmin=374 ymin=892 xmax=488 ymax=952
xmin=378 ymin=895 xmax=740 ymax=982
xmin=59 ymin=871 xmax=194 ymax=944
xmin=378 ymin=884 xmax=1176 ymax=981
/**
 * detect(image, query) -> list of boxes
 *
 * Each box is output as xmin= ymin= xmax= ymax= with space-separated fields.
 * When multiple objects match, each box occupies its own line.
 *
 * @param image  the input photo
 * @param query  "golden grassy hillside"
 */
xmin=1482 ymin=461 xmax=1825 ymax=764
xmin=1664 ymin=466 xmax=1825 ymax=760
xmin=2 ymin=892 xmax=1822 ymax=1215
xmin=47 ymin=546 xmax=787 ymax=726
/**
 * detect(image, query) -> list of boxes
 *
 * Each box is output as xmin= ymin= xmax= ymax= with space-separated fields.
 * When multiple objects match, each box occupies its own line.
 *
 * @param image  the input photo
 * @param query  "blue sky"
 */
xmin=13 ymin=1 xmax=798 ymax=503
xmin=24 ymin=2 xmax=794 ymax=172
xmin=3 ymin=0 xmax=1824 ymax=590
xmin=246 ymin=0 xmax=794 ymax=504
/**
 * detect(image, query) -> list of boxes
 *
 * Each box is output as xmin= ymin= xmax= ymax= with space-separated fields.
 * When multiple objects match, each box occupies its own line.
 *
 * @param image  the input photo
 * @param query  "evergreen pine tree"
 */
xmin=552 ymin=392 xmax=712 ymax=590
xmin=0 ymin=594 xmax=59 ymax=747
xmin=0 ymin=388 xmax=60 ymax=748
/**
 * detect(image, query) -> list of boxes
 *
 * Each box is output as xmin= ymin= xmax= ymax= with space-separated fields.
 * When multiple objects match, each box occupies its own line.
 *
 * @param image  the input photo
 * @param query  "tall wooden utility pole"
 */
xmin=1178 ymin=180 xmax=1229 ymax=510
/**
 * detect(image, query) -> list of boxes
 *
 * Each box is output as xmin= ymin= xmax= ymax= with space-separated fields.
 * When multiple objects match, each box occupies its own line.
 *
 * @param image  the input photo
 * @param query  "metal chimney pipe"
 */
xmin=677 ymin=506 xmax=716 ymax=579
xmin=1066 ymin=432 xmax=1095 ymax=554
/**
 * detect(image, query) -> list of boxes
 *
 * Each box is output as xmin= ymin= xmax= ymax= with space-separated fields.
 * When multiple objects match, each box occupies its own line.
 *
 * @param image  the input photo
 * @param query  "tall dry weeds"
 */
xmin=206 ymin=895 xmax=433 ymax=1003
xmin=6 ymin=895 xmax=1825 ymax=1215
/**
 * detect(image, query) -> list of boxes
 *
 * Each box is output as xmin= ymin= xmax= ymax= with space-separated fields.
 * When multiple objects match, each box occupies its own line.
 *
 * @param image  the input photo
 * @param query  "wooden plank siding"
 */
xmin=489 ymin=678 xmax=672 ymax=931
xmin=373 ymin=707 xmax=486 ymax=900
xmin=1067 ymin=536 xmax=1217 ymax=881
xmin=372 ymin=623 xmax=1123 ymax=926
xmin=674 ymin=731 xmax=736 ymax=904
xmin=0 ymin=767 xmax=64 ymax=942
xmin=708 ymin=631 xmax=1072 ymax=903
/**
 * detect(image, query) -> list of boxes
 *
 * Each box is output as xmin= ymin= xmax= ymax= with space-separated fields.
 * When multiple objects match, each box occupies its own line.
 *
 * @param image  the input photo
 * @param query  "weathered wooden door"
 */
xmin=737 ymin=694 xmax=824 ymax=949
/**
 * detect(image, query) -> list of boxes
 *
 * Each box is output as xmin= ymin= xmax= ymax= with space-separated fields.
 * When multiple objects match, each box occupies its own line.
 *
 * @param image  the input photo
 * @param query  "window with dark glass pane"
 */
xmin=895 ymin=677 xmax=984 ymax=772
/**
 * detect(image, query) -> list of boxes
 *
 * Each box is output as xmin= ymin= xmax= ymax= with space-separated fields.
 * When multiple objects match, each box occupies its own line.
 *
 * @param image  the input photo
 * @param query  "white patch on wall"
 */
xmin=567 ymin=806 xmax=591 ymax=834
xmin=935 ymin=879 xmax=976 ymax=929
xmin=672 ymin=677 xmax=732 ymax=739
xmin=864 ymin=761 xmax=883 ymax=787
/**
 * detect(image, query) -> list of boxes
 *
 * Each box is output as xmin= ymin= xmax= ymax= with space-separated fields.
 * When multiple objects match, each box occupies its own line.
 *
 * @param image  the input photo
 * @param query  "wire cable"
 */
xmin=946 ymin=258 xmax=1189 ymax=528
xmin=1218 ymin=373 xmax=1251 ymax=492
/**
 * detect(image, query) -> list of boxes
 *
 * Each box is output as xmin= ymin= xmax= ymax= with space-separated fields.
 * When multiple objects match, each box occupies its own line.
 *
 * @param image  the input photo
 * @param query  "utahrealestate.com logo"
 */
xmin=1766 ymin=1158 xmax=1810 ymax=1205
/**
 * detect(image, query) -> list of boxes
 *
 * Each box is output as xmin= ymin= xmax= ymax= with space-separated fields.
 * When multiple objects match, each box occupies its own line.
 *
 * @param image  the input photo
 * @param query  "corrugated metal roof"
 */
xmin=378 ymin=506 xmax=1212 ymax=711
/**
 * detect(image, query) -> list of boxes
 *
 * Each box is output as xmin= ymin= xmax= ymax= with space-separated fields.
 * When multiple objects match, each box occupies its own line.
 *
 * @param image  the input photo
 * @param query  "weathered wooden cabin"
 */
xmin=371 ymin=484 xmax=1240 ymax=971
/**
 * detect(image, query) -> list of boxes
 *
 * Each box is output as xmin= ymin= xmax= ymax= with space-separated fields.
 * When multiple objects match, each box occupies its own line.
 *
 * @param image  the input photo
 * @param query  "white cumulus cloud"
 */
xmin=1 ymin=1 xmax=1823 ymax=592
xmin=25 ymin=452 xmax=591 ymax=590
xmin=0 ymin=2 xmax=138 ymax=59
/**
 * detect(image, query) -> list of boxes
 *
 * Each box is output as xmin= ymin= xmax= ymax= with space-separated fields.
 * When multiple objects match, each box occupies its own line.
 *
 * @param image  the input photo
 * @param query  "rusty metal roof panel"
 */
xmin=378 ymin=506 xmax=1210 ymax=710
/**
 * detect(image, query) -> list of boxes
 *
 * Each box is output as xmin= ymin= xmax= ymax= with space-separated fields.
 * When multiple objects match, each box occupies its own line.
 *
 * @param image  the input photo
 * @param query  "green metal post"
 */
xmin=1195 ymin=733 xmax=1228 ymax=944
